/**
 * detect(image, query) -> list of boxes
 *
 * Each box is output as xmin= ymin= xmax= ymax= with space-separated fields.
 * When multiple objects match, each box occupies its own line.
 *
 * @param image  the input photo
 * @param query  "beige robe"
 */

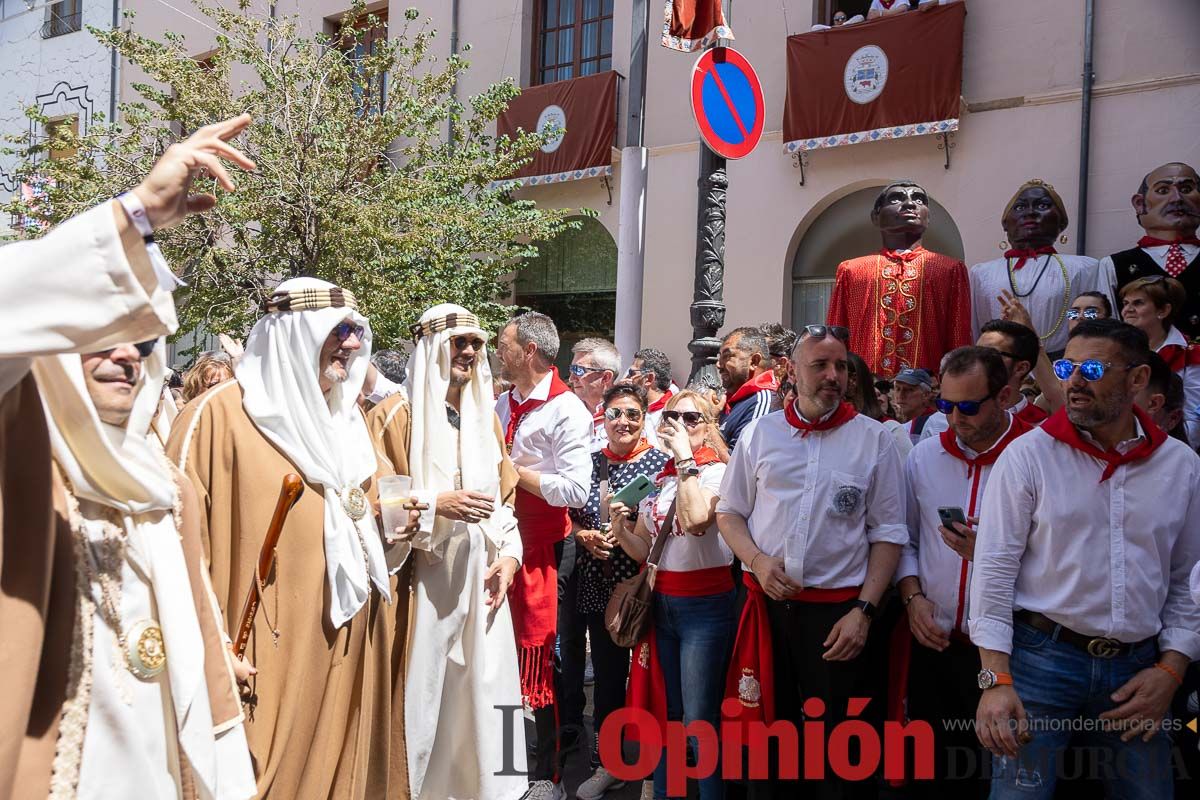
xmin=168 ymin=381 xmax=401 ymax=800
xmin=0 ymin=201 xmax=176 ymax=800
xmin=367 ymin=394 xmax=526 ymax=800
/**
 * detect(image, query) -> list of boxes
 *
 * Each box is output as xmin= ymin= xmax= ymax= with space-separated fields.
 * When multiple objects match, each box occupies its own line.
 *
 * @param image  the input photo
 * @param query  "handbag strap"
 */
xmin=598 ymin=454 xmax=610 ymax=526
xmin=646 ymin=497 xmax=678 ymax=568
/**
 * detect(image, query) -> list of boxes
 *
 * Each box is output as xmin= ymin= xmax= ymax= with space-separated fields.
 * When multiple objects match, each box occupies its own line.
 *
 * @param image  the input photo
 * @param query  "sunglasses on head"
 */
xmin=661 ymin=410 xmax=704 ymax=427
xmin=1066 ymin=307 xmax=1101 ymax=321
xmin=451 ymin=335 xmax=486 ymax=351
xmin=568 ymin=363 xmax=608 ymax=378
xmin=332 ymin=321 xmax=365 ymax=342
xmin=604 ymin=406 xmax=643 ymax=422
xmin=936 ymin=389 xmax=998 ymax=417
xmin=801 ymin=325 xmax=850 ymax=342
xmin=1052 ymin=359 xmax=1137 ymax=382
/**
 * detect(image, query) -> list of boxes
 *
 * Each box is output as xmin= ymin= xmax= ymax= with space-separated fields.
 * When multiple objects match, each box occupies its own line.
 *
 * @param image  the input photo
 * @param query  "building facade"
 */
xmin=1 ymin=0 xmax=119 ymax=234
xmin=100 ymin=0 xmax=1200 ymax=377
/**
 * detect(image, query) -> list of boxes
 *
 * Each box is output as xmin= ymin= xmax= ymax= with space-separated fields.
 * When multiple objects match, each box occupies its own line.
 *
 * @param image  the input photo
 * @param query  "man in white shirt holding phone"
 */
xmin=896 ymin=346 xmax=1033 ymax=797
xmin=717 ymin=324 xmax=907 ymax=799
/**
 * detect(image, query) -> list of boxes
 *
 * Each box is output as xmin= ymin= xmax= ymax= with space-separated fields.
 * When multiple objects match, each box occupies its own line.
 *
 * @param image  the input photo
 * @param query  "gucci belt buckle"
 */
xmin=1086 ymin=637 xmax=1122 ymax=658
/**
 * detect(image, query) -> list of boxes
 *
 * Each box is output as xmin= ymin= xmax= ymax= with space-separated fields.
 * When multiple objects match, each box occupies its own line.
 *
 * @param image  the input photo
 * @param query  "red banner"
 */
xmin=662 ymin=0 xmax=734 ymax=52
xmin=497 ymin=71 xmax=617 ymax=186
xmin=783 ymin=2 xmax=965 ymax=152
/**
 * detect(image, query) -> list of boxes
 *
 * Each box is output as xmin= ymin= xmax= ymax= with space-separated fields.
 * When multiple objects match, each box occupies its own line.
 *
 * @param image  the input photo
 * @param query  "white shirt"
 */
xmin=969 ymin=422 xmax=1200 ymax=659
xmin=920 ymin=396 xmax=1047 ymax=444
xmin=1157 ymin=326 xmax=1200 ymax=449
xmin=897 ymin=415 xmax=1019 ymax=635
xmin=717 ymin=409 xmax=908 ymax=589
xmin=970 ymin=254 xmax=1109 ymax=355
xmin=495 ymin=372 xmax=593 ymax=509
xmin=365 ymin=372 xmax=406 ymax=406
xmin=640 ymin=462 xmax=732 ymax=573
xmin=882 ymin=418 xmax=914 ymax=457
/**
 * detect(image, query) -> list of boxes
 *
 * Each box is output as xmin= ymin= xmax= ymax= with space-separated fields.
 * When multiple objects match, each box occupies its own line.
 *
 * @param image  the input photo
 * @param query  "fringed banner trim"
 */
xmin=518 ymin=643 xmax=556 ymax=711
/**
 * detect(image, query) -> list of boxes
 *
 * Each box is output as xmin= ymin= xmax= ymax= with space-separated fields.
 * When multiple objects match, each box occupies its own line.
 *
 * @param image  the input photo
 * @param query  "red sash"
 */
xmin=723 ymin=370 xmax=778 ymax=414
xmin=654 ymin=565 xmax=735 ymax=597
xmin=783 ymin=400 xmax=858 ymax=436
xmin=721 ymin=573 xmax=859 ymax=733
xmin=1041 ymin=405 xmax=1167 ymax=483
xmin=504 ymin=371 xmax=571 ymax=452
xmin=1004 ymin=245 xmax=1056 ymax=271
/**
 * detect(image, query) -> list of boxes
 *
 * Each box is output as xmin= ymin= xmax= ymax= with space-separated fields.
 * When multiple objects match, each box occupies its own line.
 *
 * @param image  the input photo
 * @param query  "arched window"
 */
xmin=516 ymin=215 xmax=617 ymax=370
xmin=790 ymin=185 xmax=963 ymax=330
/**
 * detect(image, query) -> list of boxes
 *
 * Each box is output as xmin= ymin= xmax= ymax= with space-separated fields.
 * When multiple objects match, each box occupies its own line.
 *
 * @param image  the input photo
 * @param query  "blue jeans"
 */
xmin=990 ymin=621 xmax=1172 ymax=799
xmin=651 ymin=589 xmax=737 ymax=800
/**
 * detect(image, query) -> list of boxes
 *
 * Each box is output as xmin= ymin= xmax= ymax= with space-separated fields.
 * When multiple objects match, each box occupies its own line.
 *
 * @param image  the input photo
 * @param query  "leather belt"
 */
xmin=1014 ymin=610 xmax=1153 ymax=659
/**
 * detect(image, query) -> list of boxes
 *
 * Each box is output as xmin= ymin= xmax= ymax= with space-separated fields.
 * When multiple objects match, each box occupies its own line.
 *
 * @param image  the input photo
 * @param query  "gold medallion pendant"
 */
xmin=126 ymin=619 xmax=167 ymax=680
xmin=342 ymin=486 xmax=368 ymax=521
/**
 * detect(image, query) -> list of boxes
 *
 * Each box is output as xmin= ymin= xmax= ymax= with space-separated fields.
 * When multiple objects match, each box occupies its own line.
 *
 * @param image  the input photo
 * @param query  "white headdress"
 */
xmin=405 ymin=304 xmax=503 ymax=559
xmin=32 ymin=340 xmax=255 ymax=799
xmin=236 ymin=277 xmax=390 ymax=629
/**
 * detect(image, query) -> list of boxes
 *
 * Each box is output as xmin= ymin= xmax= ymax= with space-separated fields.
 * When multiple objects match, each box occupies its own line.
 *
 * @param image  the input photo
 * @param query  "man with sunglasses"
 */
xmin=0 ymin=114 xmax=256 ymax=798
xmin=718 ymin=324 xmax=907 ymax=799
xmin=170 ymin=277 xmax=408 ymax=799
xmin=621 ymin=347 xmax=675 ymax=440
xmin=971 ymin=319 xmax=1200 ymax=799
xmin=826 ymin=180 xmax=971 ymax=378
xmin=369 ymin=304 xmax=527 ymax=800
xmin=1102 ymin=162 xmax=1200 ymax=338
xmin=568 ymin=338 xmax=621 ymax=453
xmin=896 ymin=346 xmax=1033 ymax=797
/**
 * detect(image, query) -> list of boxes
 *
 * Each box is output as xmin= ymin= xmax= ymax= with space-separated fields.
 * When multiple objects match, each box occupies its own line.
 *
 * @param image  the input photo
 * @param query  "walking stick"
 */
xmin=233 ymin=473 xmax=304 ymax=659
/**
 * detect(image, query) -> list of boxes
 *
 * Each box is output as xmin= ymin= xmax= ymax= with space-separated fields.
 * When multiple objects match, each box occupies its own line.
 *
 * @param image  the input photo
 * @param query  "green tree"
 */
xmin=3 ymin=0 xmax=584 ymax=349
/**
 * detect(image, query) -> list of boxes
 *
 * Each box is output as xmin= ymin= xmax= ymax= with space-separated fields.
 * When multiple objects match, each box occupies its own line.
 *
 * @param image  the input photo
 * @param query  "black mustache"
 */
xmin=1165 ymin=203 xmax=1200 ymax=216
xmin=1068 ymin=389 xmax=1095 ymax=400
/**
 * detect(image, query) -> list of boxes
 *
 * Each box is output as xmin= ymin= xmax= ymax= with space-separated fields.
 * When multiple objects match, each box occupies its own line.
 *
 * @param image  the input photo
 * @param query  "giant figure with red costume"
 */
xmin=827 ymin=180 xmax=972 ymax=378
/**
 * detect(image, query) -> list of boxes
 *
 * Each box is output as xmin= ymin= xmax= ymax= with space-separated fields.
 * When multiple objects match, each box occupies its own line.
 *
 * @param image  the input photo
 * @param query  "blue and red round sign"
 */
xmin=690 ymin=47 xmax=765 ymax=160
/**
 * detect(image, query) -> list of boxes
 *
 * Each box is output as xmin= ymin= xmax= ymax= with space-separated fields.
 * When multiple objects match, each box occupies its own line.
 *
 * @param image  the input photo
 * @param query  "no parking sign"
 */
xmin=690 ymin=47 xmax=765 ymax=159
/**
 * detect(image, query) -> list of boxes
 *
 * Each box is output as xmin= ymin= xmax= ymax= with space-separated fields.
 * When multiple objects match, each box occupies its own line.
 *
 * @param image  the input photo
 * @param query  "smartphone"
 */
xmin=937 ymin=506 xmax=968 ymax=531
xmin=611 ymin=474 xmax=655 ymax=508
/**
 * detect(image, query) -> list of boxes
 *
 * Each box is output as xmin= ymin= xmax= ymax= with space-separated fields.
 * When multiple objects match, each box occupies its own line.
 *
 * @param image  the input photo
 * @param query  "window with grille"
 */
xmin=532 ymin=0 xmax=614 ymax=86
xmin=42 ymin=0 xmax=82 ymax=39
xmin=339 ymin=9 xmax=388 ymax=113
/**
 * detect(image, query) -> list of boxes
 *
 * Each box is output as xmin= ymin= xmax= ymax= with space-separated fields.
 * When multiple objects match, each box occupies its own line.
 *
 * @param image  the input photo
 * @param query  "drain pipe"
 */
xmin=109 ymin=0 xmax=119 ymax=122
xmin=449 ymin=0 xmax=460 ymax=147
xmin=1075 ymin=0 xmax=1095 ymax=255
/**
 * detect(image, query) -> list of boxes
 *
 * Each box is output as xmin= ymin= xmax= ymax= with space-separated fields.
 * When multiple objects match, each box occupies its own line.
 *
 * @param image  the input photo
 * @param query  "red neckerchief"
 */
xmin=723 ymin=370 xmax=778 ymax=414
xmin=505 ymin=372 xmax=571 ymax=452
xmin=647 ymin=390 xmax=674 ymax=414
xmin=1004 ymin=245 xmax=1056 ymax=270
xmin=880 ymin=245 xmax=923 ymax=264
xmin=1040 ymin=406 xmax=1168 ymax=483
xmin=1013 ymin=401 xmax=1049 ymax=425
xmin=657 ymin=446 xmax=722 ymax=481
xmin=602 ymin=438 xmax=654 ymax=463
xmin=1158 ymin=343 xmax=1200 ymax=371
xmin=879 ymin=0 xmax=897 ymax=8
xmin=783 ymin=400 xmax=858 ymax=437
xmin=939 ymin=414 xmax=1032 ymax=477
xmin=1138 ymin=235 xmax=1200 ymax=248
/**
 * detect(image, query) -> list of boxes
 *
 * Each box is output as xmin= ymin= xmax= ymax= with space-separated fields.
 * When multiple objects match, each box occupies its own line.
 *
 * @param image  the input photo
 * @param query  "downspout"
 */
xmin=1075 ymin=0 xmax=1095 ymax=255
xmin=449 ymin=0 xmax=459 ymax=148
xmin=109 ymin=0 xmax=119 ymax=122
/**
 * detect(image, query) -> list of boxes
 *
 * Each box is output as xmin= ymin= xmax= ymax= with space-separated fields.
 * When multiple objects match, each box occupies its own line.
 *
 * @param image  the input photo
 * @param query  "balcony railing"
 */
xmin=41 ymin=11 xmax=82 ymax=39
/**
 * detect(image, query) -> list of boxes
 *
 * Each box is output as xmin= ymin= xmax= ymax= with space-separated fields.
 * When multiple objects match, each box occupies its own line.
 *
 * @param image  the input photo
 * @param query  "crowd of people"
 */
xmin=3 ymin=112 xmax=1200 ymax=800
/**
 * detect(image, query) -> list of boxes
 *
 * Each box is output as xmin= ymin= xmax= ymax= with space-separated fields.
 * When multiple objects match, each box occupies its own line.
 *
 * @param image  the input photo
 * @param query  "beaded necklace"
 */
xmin=1007 ymin=253 xmax=1070 ymax=342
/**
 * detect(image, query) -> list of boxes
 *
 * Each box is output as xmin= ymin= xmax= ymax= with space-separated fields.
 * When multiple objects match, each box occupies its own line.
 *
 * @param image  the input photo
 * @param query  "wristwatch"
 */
xmin=676 ymin=458 xmax=701 ymax=477
xmin=852 ymin=599 xmax=876 ymax=620
xmin=977 ymin=669 xmax=1014 ymax=690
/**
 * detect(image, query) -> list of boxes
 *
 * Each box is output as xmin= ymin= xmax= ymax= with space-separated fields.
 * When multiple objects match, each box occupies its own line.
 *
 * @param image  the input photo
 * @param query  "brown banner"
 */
xmin=662 ymin=0 xmax=734 ymax=52
xmin=783 ymin=2 xmax=965 ymax=152
xmin=497 ymin=71 xmax=617 ymax=184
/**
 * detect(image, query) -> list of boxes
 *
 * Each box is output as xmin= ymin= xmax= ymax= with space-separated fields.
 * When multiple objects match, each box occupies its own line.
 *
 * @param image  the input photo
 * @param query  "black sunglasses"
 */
xmin=451 ymin=335 xmax=486 ymax=351
xmin=661 ymin=410 xmax=704 ymax=427
xmin=936 ymin=389 xmax=998 ymax=416
xmin=332 ymin=321 xmax=365 ymax=342
xmin=134 ymin=340 xmax=156 ymax=358
xmin=801 ymin=325 xmax=850 ymax=343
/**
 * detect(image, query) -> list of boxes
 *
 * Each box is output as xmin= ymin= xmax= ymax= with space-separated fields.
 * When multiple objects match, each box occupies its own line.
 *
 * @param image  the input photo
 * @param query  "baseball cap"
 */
xmin=894 ymin=368 xmax=933 ymax=390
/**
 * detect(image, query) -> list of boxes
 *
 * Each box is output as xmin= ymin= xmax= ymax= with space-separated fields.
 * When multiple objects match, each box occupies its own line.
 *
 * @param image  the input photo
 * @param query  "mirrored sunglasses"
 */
xmin=1052 ymin=358 xmax=1134 ymax=382
xmin=1066 ymin=307 xmax=1101 ymax=321
xmin=333 ymin=321 xmax=365 ymax=342
xmin=568 ymin=363 xmax=608 ymax=378
xmin=661 ymin=410 xmax=704 ymax=427
xmin=604 ymin=406 xmax=643 ymax=422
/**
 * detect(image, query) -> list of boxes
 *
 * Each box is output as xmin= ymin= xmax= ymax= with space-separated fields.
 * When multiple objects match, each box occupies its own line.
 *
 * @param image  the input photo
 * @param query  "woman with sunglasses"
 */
xmin=568 ymin=385 xmax=669 ymax=799
xmin=1119 ymin=276 xmax=1200 ymax=447
xmin=1067 ymin=291 xmax=1112 ymax=332
xmin=847 ymin=352 xmax=913 ymax=457
xmin=610 ymin=390 xmax=734 ymax=800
